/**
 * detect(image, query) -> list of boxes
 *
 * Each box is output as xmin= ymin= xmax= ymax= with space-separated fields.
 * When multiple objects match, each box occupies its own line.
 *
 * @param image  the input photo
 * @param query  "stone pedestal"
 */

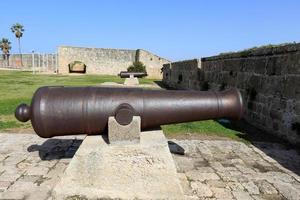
xmin=124 ymin=77 xmax=139 ymax=86
xmin=52 ymin=130 xmax=184 ymax=199
xmin=108 ymin=116 xmax=140 ymax=145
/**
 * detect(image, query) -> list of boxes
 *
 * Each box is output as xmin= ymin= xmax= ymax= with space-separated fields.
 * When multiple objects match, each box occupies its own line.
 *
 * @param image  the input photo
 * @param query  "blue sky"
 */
xmin=0 ymin=0 xmax=299 ymax=61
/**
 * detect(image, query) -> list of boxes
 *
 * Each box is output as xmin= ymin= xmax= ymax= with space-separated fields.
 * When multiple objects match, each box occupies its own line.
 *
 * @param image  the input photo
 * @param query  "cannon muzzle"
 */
xmin=15 ymin=87 xmax=243 ymax=138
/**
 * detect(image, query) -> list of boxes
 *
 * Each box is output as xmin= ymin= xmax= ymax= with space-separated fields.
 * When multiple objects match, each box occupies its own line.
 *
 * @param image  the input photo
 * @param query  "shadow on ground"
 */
xmin=154 ymin=81 xmax=171 ymax=89
xmin=27 ymin=139 xmax=83 ymax=160
xmin=219 ymin=119 xmax=300 ymax=176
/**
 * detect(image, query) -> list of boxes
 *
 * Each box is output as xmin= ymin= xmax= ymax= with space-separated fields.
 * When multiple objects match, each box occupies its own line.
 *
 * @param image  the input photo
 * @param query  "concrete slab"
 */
xmin=52 ymin=130 xmax=184 ymax=200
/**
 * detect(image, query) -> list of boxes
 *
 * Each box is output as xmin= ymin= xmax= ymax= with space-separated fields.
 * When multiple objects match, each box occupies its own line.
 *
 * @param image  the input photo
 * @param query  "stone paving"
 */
xmin=0 ymin=133 xmax=299 ymax=200
xmin=170 ymin=140 xmax=300 ymax=200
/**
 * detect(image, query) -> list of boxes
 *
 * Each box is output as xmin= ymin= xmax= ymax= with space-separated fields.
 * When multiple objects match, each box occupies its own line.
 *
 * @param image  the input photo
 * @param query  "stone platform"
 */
xmin=124 ymin=77 xmax=139 ymax=85
xmin=52 ymin=130 xmax=184 ymax=199
xmin=0 ymin=133 xmax=300 ymax=200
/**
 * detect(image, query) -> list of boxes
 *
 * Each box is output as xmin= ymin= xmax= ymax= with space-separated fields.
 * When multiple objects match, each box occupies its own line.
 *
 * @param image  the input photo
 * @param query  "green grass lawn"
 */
xmin=162 ymin=120 xmax=244 ymax=141
xmin=0 ymin=70 xmax=156 ymax=130
xmin=0 ymin=70 xmax=243 ymax=141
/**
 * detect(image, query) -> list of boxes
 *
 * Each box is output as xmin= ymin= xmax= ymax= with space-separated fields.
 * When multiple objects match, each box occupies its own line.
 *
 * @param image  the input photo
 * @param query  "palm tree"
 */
xmin=0 ymin=38 xmax=12 ymax=66
xmin=11 ymin=23 xmax=24 ymax=66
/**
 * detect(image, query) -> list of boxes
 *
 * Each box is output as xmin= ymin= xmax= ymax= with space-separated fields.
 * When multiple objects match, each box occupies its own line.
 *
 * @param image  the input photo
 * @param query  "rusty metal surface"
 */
xmin=118 ymin=71 xmax=148 ymax=78
xmin=15 ymin=87 xmax=243 ymax=138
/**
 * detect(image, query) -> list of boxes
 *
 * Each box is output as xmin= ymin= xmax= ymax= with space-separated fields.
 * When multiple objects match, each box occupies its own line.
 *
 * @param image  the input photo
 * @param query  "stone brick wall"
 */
xmin=162 ymin=59 xmax=201 ymax=89
xmin=58 ymin=46 xmax=170 ymax=78
xmin=58 ymin=46 xmax=136 ymax=75
xmin=162 ymin=43 xmax=300 ymax=144
xmin=137 ymin=49 xmax=170 ymax=79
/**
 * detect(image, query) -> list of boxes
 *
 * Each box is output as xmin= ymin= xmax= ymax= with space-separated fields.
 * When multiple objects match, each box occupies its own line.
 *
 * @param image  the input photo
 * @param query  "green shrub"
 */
xmin=127 ymin=61 xmax=147 ymax=73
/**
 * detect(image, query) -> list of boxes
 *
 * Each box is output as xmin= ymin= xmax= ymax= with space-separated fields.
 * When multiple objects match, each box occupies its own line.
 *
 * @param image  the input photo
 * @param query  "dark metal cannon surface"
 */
xmin=118 ymin=71 xmax=147 ymax=78
xmin=15 ymin=87 xmax=243 ymax=138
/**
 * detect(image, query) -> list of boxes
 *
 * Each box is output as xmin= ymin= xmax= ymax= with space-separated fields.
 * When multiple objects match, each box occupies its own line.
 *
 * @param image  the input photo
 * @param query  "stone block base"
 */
xmin=52 ymin=130 xmax=184 ymax=199
xmin=108 ymin=116 xmax=140 ymax=145
xmin=124 ymin=77 xmax=139 ymax=85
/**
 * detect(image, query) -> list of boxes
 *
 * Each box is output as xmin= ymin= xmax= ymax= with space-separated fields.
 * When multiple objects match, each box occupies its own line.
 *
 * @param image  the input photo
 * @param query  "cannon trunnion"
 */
xmin=15 ymin=87 xmax=243 ymax=138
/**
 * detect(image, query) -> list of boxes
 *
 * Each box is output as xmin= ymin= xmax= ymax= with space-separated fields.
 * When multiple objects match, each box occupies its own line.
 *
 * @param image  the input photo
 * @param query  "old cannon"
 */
xmin=15 ymin=87 xmax=243 ymax=138
xmin=118 ymin=71 xmax=147 ymax=78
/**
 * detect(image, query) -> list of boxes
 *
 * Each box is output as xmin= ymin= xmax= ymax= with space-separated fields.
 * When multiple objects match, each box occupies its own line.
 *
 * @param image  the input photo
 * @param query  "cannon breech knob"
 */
xmin=15 ymin=103 xmax=31 ymax=122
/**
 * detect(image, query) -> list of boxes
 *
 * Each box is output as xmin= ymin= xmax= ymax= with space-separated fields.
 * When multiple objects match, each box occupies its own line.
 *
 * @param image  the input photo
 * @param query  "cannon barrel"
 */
xmin=15 ymin=87 xmax=243 ymax=138
xmin=118 ymin=71 xmax=147 ymax=78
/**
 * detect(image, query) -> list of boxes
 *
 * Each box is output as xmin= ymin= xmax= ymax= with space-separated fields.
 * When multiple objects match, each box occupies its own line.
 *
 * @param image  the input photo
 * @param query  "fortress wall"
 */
xmin=58 ymin=46 xmax=170 ymax=78
xmin=58 ymin=46 xmax=136 ymax=75
xmin=162 ymin=59 xmax=201 ymax=89
xmin=137 ymin=49 xmax=170 ymax=79
xmin=162 ymin=43 xmax=300 ymax=144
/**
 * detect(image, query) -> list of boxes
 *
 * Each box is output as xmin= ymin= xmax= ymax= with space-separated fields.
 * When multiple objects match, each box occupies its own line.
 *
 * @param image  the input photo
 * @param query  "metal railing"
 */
xmin=0 ymin=53 xmax=58 ymax=73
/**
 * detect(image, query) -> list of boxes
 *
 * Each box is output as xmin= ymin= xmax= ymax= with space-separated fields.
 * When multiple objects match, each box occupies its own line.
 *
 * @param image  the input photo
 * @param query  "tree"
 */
xmin=127 ymin=61 xmax=147 ymax=73
xmin=0 ymin=38 xmax=12 ymax=66
xmin=11 ymin=23 xmax=24 ymax=66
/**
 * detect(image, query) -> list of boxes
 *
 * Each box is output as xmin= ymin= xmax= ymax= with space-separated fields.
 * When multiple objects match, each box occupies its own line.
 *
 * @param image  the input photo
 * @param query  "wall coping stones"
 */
xmin=165 ymin=58 xmax=199 ymax=65
xmin=137 ymin=49 xmax=171 ymax=62
xmin=59 ymin=45 xmax=137 ymax=52
xmin=201 ymin=43 xmax=300 ymax=61
xmin=163 ymin=59 xmax=200 ymax=68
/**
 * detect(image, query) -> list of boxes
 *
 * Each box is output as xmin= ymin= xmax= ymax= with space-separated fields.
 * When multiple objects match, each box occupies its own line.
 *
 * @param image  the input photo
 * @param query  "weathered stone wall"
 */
xmin=162 ymin=43 xmax=300 ymax=144
xmin=58 ymin=46 xmax=170 ymax=78
xmin=137 ymin=49 xmax=170 ymax=79
xmin=58 ymin=46 xmax=136 ymax=75
xmin=162 ymin=59 xmax=201 ymax=89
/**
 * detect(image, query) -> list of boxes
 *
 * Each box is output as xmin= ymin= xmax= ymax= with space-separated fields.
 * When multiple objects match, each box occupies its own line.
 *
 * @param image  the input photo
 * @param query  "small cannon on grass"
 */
xmin=118 ymin=71 xmax=148 ymax=78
